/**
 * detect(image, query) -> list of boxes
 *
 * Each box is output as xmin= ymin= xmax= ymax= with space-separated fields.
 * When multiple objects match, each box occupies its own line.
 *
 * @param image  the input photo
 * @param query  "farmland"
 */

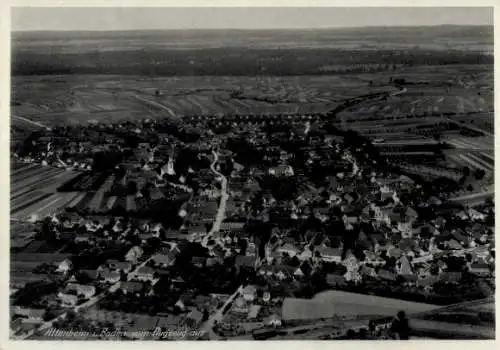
xmin=11 ymin=162 xmax=83 ymax=221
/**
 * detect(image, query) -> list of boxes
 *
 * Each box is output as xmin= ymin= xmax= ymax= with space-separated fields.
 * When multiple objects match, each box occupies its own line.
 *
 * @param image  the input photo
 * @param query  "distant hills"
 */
xmin=11 ymin=25 xmax=493 ymax=76
xmin=12 ymin=25 xmax=492 ymax=50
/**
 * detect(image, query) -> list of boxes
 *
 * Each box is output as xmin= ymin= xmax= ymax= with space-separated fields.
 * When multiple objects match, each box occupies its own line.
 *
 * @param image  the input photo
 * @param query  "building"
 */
xmin=58 ymin=293 xmax=78 ymax=307
xmin=315 ymin=246 xmax=342 ymax=263
xmin=241 ymin=285 xmax=258 ymax=302
xmin=100 ymin=269 xmax=121 ymax=283
xmin=12 ymin=307 xmax=46 ymax=323
xmin=469 ymin=263 xmax=490 ymax=276
xmin=120 ymin=281 xmax=145 ymax=295
xmin=129 ymin=266 xmax=156 ymax=282
xmin=151 ymin=253 xmax=176 ymax=268
xmin=66 ymin=283 xmax=96 ymax=298
xmin=56 ymin=259 xmax=73 ymax=274
xmin=125 ymin=246 xmax=144 ymax=263
xmin=276 ymin=243 xmax=300 ymax=257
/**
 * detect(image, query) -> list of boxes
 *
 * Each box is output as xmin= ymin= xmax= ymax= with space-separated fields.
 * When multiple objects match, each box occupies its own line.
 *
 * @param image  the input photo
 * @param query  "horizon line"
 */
xmin=11 ymin=23 xmax=493 ymax=33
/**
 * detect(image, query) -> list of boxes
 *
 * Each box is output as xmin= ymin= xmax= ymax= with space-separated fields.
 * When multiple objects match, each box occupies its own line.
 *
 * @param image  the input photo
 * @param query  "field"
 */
xmin=11 ymin=62 xmax=493 ymax=128
xmin=11 ymin=74 xmax=377 ymax=127
xmin=282 ymin=291 xmax=438 ymax=321
xmin=11 ymin=162 xmax=83 ymax=221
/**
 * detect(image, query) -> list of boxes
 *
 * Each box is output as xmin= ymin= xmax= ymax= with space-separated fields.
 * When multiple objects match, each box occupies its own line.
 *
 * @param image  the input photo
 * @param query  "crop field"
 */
xmin=11 ymin=252 xmax=70 ymax=288
xmin=11 ymin=74 xmax=376 ymax=126
xmin=11 ymin=57 xmax=492 ymax=130
xmin=11 ymin=162 xmax=83 ymax=221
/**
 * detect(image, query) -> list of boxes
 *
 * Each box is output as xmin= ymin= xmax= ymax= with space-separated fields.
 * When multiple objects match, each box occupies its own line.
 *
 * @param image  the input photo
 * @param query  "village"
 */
xmin=10 ymin=114 xmax=495 ymax=339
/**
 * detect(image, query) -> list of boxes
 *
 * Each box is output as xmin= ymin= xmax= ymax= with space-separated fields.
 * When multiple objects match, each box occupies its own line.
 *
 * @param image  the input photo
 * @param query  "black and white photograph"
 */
xmin=8 ymin=6 xmax=495 ymax=341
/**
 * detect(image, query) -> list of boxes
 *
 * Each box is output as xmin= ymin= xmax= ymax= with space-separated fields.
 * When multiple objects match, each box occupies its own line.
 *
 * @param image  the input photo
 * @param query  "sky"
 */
xmin=11 ymin=7 xmax=493 ymax=31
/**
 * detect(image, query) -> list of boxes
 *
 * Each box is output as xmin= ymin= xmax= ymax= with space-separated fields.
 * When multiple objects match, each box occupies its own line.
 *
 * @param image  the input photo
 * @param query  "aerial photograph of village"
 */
xmin=9 ymin=7 xmax=495 ymax=340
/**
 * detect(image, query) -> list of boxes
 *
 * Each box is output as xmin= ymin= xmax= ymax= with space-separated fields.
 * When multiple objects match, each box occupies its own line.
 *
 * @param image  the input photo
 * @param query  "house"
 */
xmin=57 ymin=259 xmax=73 ymax=273
xmin=175 ymin=297 xmax=188 ymax=311
xmin=326 ymin=273 xmax=347 ymax=287
xmin=232 ymin=296 xmax=250 ymax=315
xmin=363 ymin=251 xmax=385 ymax=266
xmin=342 ymin=251 xmax=359 ymax=270
xmin=75 ymin=234 xmax=92 ymax=244
xmin=299 ymin=246 xmax=313 ymax=261
xmin=315 ymin=246 xmax=342 ymax=263
xmin=66 ymin=283 xmax=96 ymax=298
xmin=120 ymin=281 xmax=145 ymax=295
xmin=130 ymin=266 xmax=156 ymax=282
xmin=439 ymin=272 xmax=463 ymax=284
xmin=387 ymin=246 xmax=403 ymax=259
xmin=125 ymin=246 xmax=144 ymax=263
xmin=107 ymin=260 xmax=132 ymax=273
xmin=396 ymin=256 xmax=413 ymax=276
xmin=186 ymin=309 xmax=204 ymax=327
xmin=235 ymin=255 xmax=256 ymax=271
xmin=58 ymin=292 xmax=78 ymax=306
xmin=468 ymin=209 xmax=485 ymax=221
xmin=219 ymin=221 xmax=246 ymax=233
xmin=12 ymin=307 xmax=46 ymax=323
xmin=359 ymin=265 xmax=377 ymax=279
xmin=265 ymin=313 xmax=282 ymax=327
xmin=258 ymin=265 xmax=294 ymax=280
xmin=151 ymin=253 xmax=175 ymax=268
xmin=417 ymin=275 xmax=439 ymax=290
xmin=378 ymin=269 xmax=397 ymax=282
xmin=275 ymin=266 xmax=295 ymax=280
xmin=246 ymin=242 xmax=257 ymax=257
xmin=455 ymin=210 xmax=469 ymax=220
xmin=469 ymin=263 xmax=490 ymax=276
xmin=445 ymin=239 xmax=463 ymax=250
xmin=276 ymin=243 xmax=300 ymax=257
xmin=405 ymin=207 xmax=418 ymax=222
xmin=244 ymin=304 xmax=260 ymax=321
xmin=262 ymin=291 xmax=271 ymax=303
xmin=412 ymin=254 xmax=434 ymax=264
xmin=100 ymin=269 xmax=121 ymax=283
xmin=241 ymin=285 xmax=258 ymax=302
xmin=269 ymin=164 xmax=294 ymax=177
xmin=293 ymin=267 xmax=305 ymax=278
xmin=397 ymin=221 xmax=413 ymax=237
xmin=266 ymin=249 xmax=284 ymax=264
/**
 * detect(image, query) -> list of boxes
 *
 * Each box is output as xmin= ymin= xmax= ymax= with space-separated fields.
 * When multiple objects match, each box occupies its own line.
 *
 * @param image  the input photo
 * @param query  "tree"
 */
xmin=40 ymin=217 xmax=57 ymax=242
xmin=474 ymin=168 xmax=486 ymax=180
xmin=462 ymin=166 xmax=470 ymax=177
xmin=202 ymin=309 xmax=209 ymax=322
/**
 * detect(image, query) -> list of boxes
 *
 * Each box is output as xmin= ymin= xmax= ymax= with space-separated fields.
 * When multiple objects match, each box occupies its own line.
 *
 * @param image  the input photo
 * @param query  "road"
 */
xmin=449 ymin=190 xmax=494 ymax=205
xmin=202 ymin=150 xmax=229 ymax=246
xmin=443 ymin=117 xmax=494 ymax=137
xmin=12 ymin=115 xmax=49 ymax=130
xmin=13 ymin=254 xmax=156 ymax=340
xmin=130 ymin=93 xmax=176 ymax=117
xmin=197 ymin=285 xmax=243 ymax=339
